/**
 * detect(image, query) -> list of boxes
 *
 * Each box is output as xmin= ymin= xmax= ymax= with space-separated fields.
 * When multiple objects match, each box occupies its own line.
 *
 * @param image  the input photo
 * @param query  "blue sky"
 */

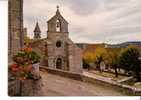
xmin=24 ymin=0 xmax=141 ymax=44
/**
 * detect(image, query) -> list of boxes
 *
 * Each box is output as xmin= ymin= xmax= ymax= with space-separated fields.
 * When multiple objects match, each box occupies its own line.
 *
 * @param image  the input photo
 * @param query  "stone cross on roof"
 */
xmin=56 ymin=5 xmax=60 ymax=15
xmin=57 ymin=5 xmax=59 ymax=9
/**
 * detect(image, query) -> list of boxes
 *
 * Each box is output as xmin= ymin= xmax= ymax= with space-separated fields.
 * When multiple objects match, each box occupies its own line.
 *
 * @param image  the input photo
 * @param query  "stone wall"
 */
xmin=8 ymin=80 xmax=20 ymax=96
xmin=82 ymin=75 xmax=141 ymax=96
xmin=8 ymin=79 xmax=42 ymax=96
xmin=8 ymin=0 xmax=24 ymax=56
xmin=67 ymin=40 xmax=83 ymax=74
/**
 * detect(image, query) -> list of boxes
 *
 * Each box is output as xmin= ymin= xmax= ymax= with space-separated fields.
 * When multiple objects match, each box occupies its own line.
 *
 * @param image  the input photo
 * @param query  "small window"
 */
xmin=56 ymin=41 xmax=61 ymax=47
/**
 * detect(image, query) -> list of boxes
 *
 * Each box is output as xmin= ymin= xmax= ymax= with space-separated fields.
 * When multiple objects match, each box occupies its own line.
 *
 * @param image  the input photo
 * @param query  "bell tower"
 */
xmin=34 ymin=22 xmax=41 ymax=39
xmin=46 ymin=6 xmax=69 ymax=71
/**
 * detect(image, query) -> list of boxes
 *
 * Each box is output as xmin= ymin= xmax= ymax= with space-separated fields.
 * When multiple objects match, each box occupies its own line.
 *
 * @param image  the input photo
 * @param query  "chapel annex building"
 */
xmin=45 ymin=7 xmax=83 ymax=73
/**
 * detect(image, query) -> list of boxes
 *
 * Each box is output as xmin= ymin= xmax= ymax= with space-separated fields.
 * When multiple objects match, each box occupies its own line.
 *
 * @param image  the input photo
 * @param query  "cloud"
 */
xmin=46 ymin=0 xmax=100 ymax=16
xmin=23 ymin=0 xmax=141 ymax=44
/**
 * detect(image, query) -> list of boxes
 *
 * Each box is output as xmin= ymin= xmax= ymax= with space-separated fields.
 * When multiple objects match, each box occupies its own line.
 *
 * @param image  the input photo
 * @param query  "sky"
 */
xmin=23 ymin=0 xmax=141 ymax=44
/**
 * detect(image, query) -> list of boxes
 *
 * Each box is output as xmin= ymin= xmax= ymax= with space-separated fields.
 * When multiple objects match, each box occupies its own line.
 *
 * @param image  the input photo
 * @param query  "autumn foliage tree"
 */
xmin=93 ymin=47 xmax=109 ymax=72
xmin=24 ymin=35 xmax=32 ymax=45
xmin=83 ymin=51 xmax=95 ymax=69
xmin=106 ymin=48 xmax=121 ymax=77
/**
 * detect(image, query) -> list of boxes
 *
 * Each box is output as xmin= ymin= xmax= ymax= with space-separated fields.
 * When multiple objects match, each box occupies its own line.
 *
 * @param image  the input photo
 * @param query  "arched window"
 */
xmin=56 ymin=41 xmax=61 ymax=47
xmin=56 ymin=58 xmax=62 ymax=69
xmin=56 ymin=19 xmax=61 ymax=32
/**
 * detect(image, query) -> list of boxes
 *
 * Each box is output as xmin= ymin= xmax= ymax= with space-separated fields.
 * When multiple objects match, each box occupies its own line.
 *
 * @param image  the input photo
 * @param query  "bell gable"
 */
xmin=47 ymin=6 xmax=68 ymax=33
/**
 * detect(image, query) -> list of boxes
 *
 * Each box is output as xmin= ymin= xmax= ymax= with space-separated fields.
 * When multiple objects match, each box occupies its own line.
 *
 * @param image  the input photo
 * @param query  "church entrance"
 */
xmin=56 ymin=58 xmax=62 ymax=69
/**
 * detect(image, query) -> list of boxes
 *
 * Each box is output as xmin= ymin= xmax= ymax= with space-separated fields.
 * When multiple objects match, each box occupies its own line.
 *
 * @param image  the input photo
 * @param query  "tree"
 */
xmin=24 ymin=35 xmax=31 ymax=46
xmin=93 ymin=47 xmax=108 ymax=72
xmin=119 ymin=45 xmax=141 ymax=81
xmin=82 ymin=59 xmax=90 ymax=69
xmin=107 ymin=51 xmax=118 ymax=77
xmin=106 ymin=48 xmax=121 ymax=77
xmin=83 ymin=51 xmax=95 ymax=64
xmin=83 ymin=51 xmax=95 ymax=69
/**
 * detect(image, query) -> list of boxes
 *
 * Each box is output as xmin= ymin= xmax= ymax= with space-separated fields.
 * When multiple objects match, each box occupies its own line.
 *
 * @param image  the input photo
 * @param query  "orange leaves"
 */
xmin=83 ymin=47 xmax=109 ymax=64
xmin=21 ymin=47 xmax=32 ymax=52
xmin=83 ymin=51 xmax=95 ymax=63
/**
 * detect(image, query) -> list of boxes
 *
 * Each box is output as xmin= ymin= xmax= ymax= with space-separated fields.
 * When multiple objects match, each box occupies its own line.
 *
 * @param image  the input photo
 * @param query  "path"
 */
xmin=35 ymin=71 xmax=127 ymax=96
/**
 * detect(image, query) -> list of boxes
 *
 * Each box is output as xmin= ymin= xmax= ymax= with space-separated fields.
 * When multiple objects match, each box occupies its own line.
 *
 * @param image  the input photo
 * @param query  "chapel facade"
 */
xmin=46 ymin=6 xmax=83 ymax=73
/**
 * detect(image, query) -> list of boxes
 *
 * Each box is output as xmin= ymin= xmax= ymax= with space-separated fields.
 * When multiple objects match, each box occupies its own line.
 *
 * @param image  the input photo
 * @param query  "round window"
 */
xmin=56 ymin=41 xmax=61 ymax=47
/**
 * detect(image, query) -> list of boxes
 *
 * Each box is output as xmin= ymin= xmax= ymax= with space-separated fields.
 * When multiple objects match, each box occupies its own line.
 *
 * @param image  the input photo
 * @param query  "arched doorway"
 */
xmin=56 ymin=58 xmax=62 ymax=69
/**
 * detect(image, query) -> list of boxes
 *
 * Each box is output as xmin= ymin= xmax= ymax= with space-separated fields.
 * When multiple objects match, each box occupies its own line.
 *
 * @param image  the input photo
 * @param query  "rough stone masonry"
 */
xmin=8 ymin=0 xmax=24 ymax=58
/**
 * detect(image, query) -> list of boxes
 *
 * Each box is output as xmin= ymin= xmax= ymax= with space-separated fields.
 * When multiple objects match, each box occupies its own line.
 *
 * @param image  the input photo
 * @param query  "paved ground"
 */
xmin=84 ymin=70 xmax=127 ymax=81
xmin=35 ymin=71 xmax=126 ymax=96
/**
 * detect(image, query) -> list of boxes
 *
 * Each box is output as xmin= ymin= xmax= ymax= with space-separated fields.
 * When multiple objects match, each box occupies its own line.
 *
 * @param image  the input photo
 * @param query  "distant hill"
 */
xmin=76 ymin=41 xmax=141 ymax=49
xmin=76 ymin=43 xmax=105 ymax=50
xmin=106 ymin=41 xmax=141 ymax=48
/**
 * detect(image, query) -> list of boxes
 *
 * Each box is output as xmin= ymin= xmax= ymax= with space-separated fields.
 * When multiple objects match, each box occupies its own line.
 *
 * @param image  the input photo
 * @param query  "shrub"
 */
xmin=10 ymin=47 xmax=41 ymax=80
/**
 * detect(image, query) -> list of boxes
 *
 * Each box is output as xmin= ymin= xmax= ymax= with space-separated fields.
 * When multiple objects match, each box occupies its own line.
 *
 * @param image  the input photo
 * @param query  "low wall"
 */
xmin=40 ymin=67 xmax=83 ymax=81
xmin=82 ymin=75 xmax=141 ymax=96
xmin=40 ymin=66 xmax=141 ymax=96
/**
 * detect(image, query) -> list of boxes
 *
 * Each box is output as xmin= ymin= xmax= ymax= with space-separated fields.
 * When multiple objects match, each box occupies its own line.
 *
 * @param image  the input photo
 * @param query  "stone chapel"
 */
xmin=45 ymin=6 xmax=83 ymax=73
xmin=8 ymin=0 xmax=83 ymax=74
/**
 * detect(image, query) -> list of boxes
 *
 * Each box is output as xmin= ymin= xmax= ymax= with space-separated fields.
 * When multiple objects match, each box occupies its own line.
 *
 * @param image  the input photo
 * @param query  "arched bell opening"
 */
xmin=56 ymin=19 xmax=61 ymax=32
